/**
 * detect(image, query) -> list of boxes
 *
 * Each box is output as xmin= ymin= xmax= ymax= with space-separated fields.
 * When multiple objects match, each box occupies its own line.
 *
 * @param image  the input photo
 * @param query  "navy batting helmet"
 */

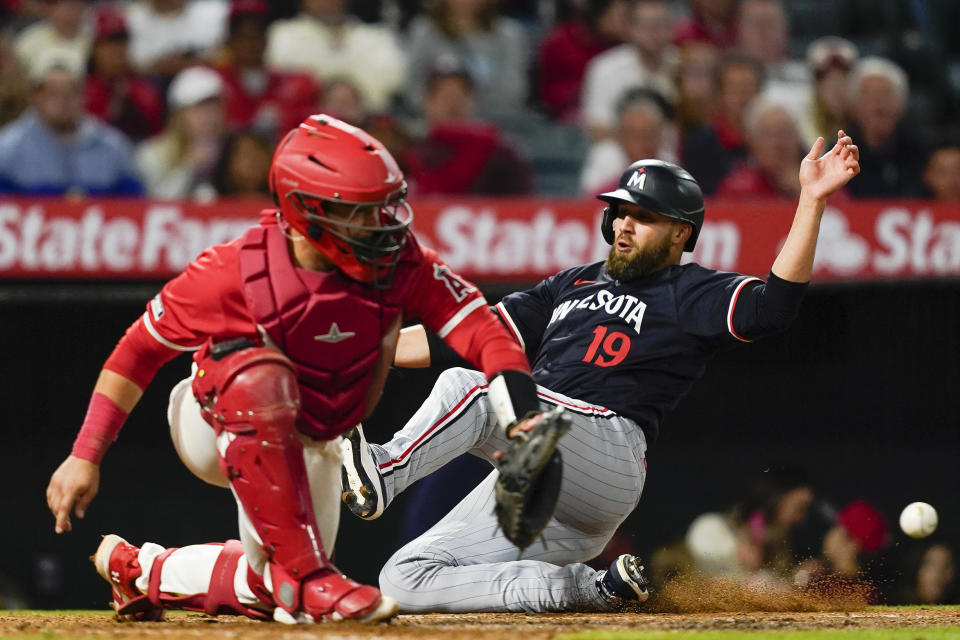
xmin=597 ymin=160 xmax=705 ymax=252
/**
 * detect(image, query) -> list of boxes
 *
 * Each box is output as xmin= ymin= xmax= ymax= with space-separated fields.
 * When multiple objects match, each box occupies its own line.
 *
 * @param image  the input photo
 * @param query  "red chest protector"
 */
xmin=237 ymin=214 xmax=418 ymax=439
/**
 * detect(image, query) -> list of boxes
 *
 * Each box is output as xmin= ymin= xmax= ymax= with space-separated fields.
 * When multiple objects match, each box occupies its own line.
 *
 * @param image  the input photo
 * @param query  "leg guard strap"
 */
xmin=116 ymin=543 xmax=270 ymax=621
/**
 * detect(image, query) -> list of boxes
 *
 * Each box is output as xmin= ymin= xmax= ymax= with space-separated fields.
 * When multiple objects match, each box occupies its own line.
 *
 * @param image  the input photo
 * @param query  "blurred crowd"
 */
xmin=0 ymin=0 xmax=959 ymax=200
xmin=623 ymin=467 xmax=958 ymax=605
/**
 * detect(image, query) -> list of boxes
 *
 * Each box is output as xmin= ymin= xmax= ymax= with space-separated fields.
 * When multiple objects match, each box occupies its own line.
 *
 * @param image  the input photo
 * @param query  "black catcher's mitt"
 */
xmin=494 ymin=406 xmax=571 ymax=550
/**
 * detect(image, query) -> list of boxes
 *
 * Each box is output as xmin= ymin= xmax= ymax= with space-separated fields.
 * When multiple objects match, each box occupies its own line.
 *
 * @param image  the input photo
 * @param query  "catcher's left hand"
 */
xmin=494 ymin=406 xmax=571 ymax=551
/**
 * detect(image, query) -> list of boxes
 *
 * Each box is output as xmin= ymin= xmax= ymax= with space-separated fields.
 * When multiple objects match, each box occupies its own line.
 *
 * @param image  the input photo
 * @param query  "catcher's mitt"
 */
xmin=494 ymin=406 xmax=571 ymax=550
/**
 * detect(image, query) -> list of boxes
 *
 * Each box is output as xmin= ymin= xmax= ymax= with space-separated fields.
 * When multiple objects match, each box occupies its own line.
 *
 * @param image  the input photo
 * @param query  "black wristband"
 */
xmin=491 ymin=369 xmax=540 ymax=421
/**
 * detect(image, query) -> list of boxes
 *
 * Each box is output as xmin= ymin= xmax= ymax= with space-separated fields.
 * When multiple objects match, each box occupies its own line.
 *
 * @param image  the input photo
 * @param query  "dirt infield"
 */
xmin=3 ymin=608 xmax=960 ymax=639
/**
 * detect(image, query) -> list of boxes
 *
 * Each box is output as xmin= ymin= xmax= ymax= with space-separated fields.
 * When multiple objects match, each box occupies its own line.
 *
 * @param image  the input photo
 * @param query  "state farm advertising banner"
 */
xmin=1 ymin=197 xmax=958 ymax=282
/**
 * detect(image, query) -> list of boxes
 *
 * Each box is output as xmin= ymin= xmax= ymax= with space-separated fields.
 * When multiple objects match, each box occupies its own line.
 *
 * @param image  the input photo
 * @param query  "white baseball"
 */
xmin=899 ymin=502 xmax=938 ymax=538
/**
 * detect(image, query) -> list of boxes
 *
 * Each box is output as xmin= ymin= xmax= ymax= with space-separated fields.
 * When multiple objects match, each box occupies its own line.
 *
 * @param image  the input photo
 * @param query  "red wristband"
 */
xmin=71 ymin=392 xmax=128 ymax=464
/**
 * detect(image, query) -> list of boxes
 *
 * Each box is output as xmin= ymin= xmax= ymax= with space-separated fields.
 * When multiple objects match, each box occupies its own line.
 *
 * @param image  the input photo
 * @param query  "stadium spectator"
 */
xmin=13 ymin=0 xmax=91 ymax=78
xmin=84 ymin=6 xmax=164 ymax=142
xmin=135 ymin=65 xmax=226 ymax=199
xmin=794 ymin=500 xmax=890 ymax=604
xmin=735 ymin=0 xmax=808 ymax=115
xmin=126 ymin=0 xmax=230 ymax=79
xmin=403 ymin=0 xmax=527 ymax=120
xmin=673 ymin=41 xmax=720 ymax=135
xmin=896 ymin=542 xmax=957 ymax=605
xmin=535 ymin=0 xmax=628 ymax=122
xmin=214 ymin=0 xmax=319 ymax=141
xmin=210 ymin=129 xmax=271 ymax=196
xmin=716 ymin=97 xmax=805 ymax=199
xmin=579 ymin=88 xmax=674 ymax=193
xmin=318 ymin=77 xmax=367 ymax=127
xmin=265 ymin=0 xmax=405 ymax=113
xmin=402 ymin=60 xmax=531 ymax=195
xmin=0 ymin=53 xmax=142 ymax=195
xmin=681 ymin=52 xmax=763 ymax=194
xmin=731 ymin=467 xmax=816 ymax=580
xmin=363 ymin=112 xmax=412 ymax=163
xmin=798 ymin=36 xmax=858 ymax=148
xmin=844 ymin=57 xmax=925 ymax=198
xmin=0 ymin=33 xmax=29 ymax=126
xmin=580 ymin=0 xmax=679 ymax=139
xmin=923 ymin=143 xmax=960 ymax=201
xmin=673 ymin=0 xmax=738 ymax=49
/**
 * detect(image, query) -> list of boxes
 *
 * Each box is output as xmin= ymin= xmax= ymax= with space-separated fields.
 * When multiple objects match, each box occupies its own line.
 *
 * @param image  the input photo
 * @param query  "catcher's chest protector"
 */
xmin=239 ymin=219 xmax=408 ymax=439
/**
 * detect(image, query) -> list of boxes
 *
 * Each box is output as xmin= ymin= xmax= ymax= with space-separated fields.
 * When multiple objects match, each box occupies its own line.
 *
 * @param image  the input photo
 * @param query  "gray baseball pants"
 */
xmin=368 ymin=367 xmax=648 ymax=613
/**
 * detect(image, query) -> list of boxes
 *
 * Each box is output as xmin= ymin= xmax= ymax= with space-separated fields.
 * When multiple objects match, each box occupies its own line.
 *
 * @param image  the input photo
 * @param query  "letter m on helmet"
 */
xmin=626 ymin=168 xmax=647 ymax=190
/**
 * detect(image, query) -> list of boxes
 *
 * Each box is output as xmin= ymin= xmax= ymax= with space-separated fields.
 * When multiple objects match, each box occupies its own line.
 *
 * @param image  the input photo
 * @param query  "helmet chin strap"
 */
xmin=276 ymin=211 xmax=306 ymax=242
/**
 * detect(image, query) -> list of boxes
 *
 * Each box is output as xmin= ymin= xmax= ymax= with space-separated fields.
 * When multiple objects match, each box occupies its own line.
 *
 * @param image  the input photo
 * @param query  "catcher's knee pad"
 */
xmin=192 ymin=344 xmax=301 ymax=438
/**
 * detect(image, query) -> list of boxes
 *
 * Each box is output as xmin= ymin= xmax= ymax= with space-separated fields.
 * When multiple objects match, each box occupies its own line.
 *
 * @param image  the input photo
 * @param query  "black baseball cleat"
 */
xmin=596 ymin=554 xmax=650 ymax=605
xmin=340 ymin=424 xmax=386 ymax=520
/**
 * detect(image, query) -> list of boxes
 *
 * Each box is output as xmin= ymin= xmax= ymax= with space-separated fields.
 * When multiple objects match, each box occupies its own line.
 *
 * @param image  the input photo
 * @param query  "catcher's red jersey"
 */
xmin=104 ymin=211 xmax=529 ymax=439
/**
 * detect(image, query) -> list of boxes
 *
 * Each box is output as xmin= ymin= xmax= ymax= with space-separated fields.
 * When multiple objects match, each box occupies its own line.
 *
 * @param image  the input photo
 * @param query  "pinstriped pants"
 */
xmin=371 ymin=367 xmax=648 ymax=613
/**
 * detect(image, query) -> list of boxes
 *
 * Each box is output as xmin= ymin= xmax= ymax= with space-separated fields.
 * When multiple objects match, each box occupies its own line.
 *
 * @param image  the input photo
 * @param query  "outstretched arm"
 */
xmin=771 ymin=131 xmax=860 ymax=282
xmin=46 ymin=370 xmax=144 ymax=534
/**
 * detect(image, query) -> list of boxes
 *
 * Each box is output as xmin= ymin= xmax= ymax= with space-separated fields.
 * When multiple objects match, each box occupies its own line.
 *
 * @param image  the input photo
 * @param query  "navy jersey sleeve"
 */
xmin=493 ymin=275 xmax=558 ymax=358
xmin=676 ymin=266 xmax=763 ymax=342
xmin=730 ymin=272 xmax=808 ymax=340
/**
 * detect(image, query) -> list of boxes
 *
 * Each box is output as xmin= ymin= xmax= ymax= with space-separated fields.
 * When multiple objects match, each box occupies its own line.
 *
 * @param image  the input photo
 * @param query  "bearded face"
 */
xmin=605 ymin=231 xmax=673 ymax=280
xmin=604 ymin=203 xmax=690 ymax=280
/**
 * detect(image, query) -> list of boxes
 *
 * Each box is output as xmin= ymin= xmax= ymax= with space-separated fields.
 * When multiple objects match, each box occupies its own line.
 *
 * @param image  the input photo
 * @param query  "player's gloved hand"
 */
xmin=46 ymin=455 xmax=100 ymax=534
xmin=494 ymin=406 xmax=571 ymax=551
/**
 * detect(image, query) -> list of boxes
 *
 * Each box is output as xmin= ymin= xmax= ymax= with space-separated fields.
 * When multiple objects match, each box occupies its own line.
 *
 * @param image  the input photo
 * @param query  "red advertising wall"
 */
xmin=1 ymin=197 xmax=958 ymax=281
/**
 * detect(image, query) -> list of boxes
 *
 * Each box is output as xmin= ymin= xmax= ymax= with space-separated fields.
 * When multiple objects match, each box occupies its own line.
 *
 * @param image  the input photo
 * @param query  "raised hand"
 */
xmin=799 ymin=129 xmax=861 ymax=200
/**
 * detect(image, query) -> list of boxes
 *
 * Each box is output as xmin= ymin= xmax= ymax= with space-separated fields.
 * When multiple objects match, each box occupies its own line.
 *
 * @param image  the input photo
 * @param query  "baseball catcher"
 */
xmin=45 ymin=115 xmax=563 ymax=623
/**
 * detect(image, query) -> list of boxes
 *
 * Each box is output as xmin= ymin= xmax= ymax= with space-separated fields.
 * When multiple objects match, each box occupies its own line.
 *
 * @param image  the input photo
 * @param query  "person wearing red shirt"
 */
xmin=681 ymin=52 xmax=764 ymax=194
xmin=536 ymin=0 xmax=627 ymax=122
xmin=84 ymin=6 xmax=163 ymax=141
xmin=45 ymin=115 xmax=554 ymax=624
xmin=673 ymin=0 xmax=738 ymax=49
xmin=716 ymin=97 xmax=845 ymax=202
xmin=403 ymin=61 xmax=531 ymax=195
xmin=215 ymin=0 xmax=319 ymax=141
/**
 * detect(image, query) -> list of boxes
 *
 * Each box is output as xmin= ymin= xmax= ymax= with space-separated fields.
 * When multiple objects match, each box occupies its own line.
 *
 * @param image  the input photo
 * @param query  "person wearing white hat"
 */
xmin=135 ymin=66 xmax=227 ymax=199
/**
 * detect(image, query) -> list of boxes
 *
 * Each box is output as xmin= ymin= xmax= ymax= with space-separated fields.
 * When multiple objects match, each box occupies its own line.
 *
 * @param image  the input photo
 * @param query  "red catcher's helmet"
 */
xmin=269 ymin=114 xmax=413 ymax=286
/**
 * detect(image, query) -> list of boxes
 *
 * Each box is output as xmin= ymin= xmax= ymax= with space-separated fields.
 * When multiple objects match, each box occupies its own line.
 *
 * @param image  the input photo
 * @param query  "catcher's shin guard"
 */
xmin=93 ymin=535 xmax=270 ymax=620
xmin=192 ymin=344 xmax=393 ymax=622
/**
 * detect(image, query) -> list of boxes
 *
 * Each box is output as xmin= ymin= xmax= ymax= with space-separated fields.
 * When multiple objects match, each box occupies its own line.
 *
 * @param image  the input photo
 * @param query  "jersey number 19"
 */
xmin=582 ymin=325 xmax=631 ymax=367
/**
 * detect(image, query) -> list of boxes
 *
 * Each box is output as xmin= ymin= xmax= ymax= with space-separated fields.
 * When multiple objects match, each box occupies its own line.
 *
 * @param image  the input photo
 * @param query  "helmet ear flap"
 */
xmin=601 ymin=205 xmax=617 ymax=245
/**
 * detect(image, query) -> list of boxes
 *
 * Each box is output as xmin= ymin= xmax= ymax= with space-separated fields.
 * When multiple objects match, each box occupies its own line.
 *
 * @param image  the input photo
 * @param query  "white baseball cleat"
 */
xmin=340 ymin=424 xmax=386 ymax=520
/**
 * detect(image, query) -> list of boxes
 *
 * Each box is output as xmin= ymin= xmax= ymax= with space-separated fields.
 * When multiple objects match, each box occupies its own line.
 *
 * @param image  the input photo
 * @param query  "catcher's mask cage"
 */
xmin=271 ymin=114 xmax=414 ymax=287
xmin=597 ymin=159 xmax=705 ymax=252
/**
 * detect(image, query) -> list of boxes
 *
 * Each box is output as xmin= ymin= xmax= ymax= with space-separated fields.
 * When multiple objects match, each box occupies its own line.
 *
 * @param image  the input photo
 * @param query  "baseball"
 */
xmin=899 ymin=502 xmax=938 ymax=538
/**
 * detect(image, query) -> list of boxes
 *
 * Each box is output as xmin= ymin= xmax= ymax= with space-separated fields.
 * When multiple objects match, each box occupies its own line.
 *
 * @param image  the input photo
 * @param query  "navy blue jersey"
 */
xmin=494 ymin=261 xmax=762 ymax=442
